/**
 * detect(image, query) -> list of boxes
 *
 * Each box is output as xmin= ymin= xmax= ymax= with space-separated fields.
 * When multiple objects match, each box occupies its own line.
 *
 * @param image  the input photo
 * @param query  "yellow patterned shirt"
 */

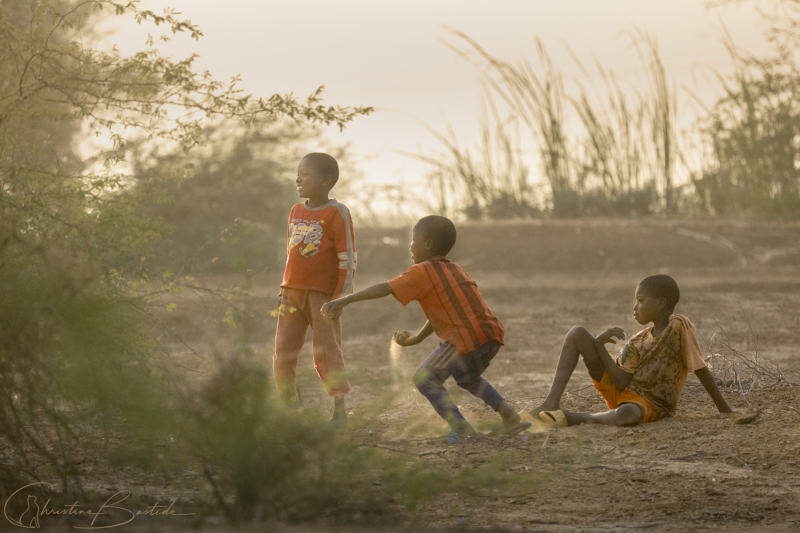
xmin=617 ymin=315 xmax=707 ymax=417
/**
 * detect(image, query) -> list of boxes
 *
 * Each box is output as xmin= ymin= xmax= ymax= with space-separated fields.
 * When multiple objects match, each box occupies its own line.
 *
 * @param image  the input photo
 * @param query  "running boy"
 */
xmin=321 ymin=215 xmax=530 ymax=440
xmin=273 ymin=152 xmax=356 ymax=424
xmin=529 ymin=274 xmax=732 ymax=427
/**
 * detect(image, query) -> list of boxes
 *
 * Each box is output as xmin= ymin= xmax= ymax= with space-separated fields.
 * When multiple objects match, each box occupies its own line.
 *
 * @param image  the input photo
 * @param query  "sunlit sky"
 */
xmin=110 ymin=1 xmax=769 ymax=202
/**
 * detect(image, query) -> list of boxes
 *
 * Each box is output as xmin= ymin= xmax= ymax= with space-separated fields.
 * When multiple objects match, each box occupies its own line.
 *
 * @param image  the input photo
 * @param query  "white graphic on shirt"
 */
xmin=289 ymin=220 xmax=323 ymax=258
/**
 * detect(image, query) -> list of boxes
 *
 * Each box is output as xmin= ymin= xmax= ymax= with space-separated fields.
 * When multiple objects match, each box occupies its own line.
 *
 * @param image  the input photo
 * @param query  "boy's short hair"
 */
xmin=414 ymin=215 xmax=457 ymax=256
xmin=638 ymin=274 xmax=680 ymax=313
xmin=302 ymin=152 xmax=339 ymax=185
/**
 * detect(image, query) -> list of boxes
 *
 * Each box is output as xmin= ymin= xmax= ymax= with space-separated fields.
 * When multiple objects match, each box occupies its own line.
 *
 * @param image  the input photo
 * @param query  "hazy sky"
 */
xmin=110 ymin=1 xmax=769 ymax=197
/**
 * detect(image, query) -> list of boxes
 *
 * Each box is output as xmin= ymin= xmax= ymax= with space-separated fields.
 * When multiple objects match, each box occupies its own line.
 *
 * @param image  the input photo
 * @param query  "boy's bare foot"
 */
xmin=496 ymin=400 xmax=531 ymax=434
xmin=497 ymin=400 xmax=520 ymax=425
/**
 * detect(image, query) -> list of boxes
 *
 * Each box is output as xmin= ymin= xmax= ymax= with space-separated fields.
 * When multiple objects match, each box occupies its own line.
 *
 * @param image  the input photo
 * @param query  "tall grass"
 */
xmin=634 ymin=30 xmax=680 ymax=214
xmin=412 ymin=96 xmax=539 ymax=219
xmin=421 ymin=29 xmax=683 ymax=218
xmin=440 ymin=32 xmax=572 ymax=218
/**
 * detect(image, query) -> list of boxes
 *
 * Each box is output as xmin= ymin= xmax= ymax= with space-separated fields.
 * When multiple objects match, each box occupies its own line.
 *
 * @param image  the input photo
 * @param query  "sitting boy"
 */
xmin=530 ymin=274 xmax=732 ymax=427
xmin=321 ymin=215 xmax=530 ymax=440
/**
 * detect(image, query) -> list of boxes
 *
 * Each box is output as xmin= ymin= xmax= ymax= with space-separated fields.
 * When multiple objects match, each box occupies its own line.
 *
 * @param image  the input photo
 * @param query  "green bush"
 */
xmin=132 ymin=122 xmax=308 ymax=275
xmin=187 ymin=355 xmax=540 ymax=524
xmin=0 ymin=0 xmax=370 ymax=502
xmin=0 ymin=235 xmax=180 ymax=497
xmin=695 ymin=49 xmax=800 ymax=217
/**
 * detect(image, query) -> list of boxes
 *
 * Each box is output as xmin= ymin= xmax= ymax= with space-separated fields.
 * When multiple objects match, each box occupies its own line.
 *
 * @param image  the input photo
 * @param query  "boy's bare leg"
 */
xmin=331 ymin=395 xmax=347 ymax=426
xmin=562 ymin=403 xmax=642 ymax=426
xmin=530 ymin=327 xmax=609 ymax=417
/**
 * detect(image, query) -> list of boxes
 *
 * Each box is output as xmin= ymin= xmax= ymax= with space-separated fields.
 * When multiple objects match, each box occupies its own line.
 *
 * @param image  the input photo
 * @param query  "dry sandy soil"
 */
xmin=30 ymin=218 xmax=800 ymax=532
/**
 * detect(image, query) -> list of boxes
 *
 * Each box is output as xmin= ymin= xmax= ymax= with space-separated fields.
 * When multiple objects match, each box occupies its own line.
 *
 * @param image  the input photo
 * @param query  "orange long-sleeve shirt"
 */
xmin=281 ymin=199 xmax=356 ymax=299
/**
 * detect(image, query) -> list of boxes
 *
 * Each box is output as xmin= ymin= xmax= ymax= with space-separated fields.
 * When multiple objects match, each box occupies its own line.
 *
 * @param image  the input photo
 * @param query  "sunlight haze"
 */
xmin=109 ymin=1 xmax=769 ymax=202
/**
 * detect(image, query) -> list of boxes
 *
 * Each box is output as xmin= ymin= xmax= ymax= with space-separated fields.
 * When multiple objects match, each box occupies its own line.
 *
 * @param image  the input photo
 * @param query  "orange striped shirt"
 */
xmin=387 ymin=257 xmax=504 ymax=354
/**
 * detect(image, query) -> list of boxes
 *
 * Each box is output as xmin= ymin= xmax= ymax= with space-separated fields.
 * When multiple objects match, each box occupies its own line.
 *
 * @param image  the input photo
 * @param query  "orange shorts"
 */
xmin=591 ymin=371 xmax=664 ymax=424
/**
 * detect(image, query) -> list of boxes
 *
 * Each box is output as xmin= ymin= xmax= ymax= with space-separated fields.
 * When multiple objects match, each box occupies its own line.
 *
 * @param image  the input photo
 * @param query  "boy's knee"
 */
xmin=565 ymin=326 xmax=591 ymax=344
xmin=614 ymin=403 xmax=644 ymax=426
xmin=413 ymin=368 xmax=433 ymax=389
xmin=453 ymin=373 xmax=477 ymax=390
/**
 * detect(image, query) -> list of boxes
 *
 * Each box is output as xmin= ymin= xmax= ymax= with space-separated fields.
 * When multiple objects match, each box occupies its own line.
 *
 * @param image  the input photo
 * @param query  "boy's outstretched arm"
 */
xmin=321 ymin=282 xmax=393 ymax=319
xmin=393 ymin=321 xmax=433 ymax=347
xmin=694 ymin=367 xmax=733 ymax=413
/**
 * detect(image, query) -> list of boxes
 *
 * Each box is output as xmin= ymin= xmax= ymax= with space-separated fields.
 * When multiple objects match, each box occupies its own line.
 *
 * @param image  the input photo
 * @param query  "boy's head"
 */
xmin=633 ymin=274 xmax=680 ymax=325
xmin=296 ymin=153 xmax=339 ymax=200
xmin=409 ymin=215 xmax=457 ymax=264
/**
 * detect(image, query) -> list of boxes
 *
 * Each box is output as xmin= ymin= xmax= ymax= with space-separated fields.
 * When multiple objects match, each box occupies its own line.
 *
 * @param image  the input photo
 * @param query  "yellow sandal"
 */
xmin=539 ymin=410 xmax=568 ymax=428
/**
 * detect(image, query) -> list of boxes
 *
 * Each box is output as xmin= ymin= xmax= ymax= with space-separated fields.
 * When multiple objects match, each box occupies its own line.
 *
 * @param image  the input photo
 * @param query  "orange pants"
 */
xmin=273 ymin=288 xmax=350 ymax=398
xmin=591 ymin=371 xmax=664 ymax=424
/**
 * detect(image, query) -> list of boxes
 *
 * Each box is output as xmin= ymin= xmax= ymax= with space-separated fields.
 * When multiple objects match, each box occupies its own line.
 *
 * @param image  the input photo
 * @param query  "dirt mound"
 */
xmin=355 ymin=218 xmax=800 ymax=278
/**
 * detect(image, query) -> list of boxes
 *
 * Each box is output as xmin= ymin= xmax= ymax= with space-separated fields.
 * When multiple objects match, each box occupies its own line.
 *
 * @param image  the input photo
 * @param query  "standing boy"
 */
xmin=273 ymin=152 xmax=356 ymax=424
xmin=321 ymin=215 xmax=529 ymax=441
xmin=529 ymin=274 xmax=732 ymax=427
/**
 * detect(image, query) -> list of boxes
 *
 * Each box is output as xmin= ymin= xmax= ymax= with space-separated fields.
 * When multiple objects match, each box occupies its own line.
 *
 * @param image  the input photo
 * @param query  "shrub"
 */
xmin=694 ymin=47 xmax=800 ymax=217
xmin=188 ymin=355 xmax=540 ymax=524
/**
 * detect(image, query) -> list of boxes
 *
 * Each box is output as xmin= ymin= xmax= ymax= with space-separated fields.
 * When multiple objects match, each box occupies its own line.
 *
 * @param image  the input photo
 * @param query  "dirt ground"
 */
xmin=328 ymin=218 xmax=800 ymax=532
xmin=34 ymin=218 xmax=800 ymax=532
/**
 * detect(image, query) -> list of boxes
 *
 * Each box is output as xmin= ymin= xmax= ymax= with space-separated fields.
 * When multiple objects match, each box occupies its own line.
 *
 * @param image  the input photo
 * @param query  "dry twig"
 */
xmin=696 ymin=312 xmax=800 ymax=396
